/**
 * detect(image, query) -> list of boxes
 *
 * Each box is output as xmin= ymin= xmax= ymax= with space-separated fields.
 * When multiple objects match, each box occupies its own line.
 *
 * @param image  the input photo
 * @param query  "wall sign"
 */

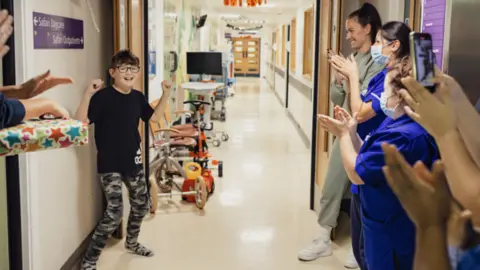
xmin=421 ymin=0 xmax=446 ymax=69
xmin=33 ymin=12 xmax=84 ymax=49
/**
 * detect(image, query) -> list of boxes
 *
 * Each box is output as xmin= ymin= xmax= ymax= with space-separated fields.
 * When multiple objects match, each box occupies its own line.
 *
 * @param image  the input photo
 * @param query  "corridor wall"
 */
xmin=270 ymin=2 xmax=315 ymax=148
xmin=13 ymin=1 xmax=112 ymax=269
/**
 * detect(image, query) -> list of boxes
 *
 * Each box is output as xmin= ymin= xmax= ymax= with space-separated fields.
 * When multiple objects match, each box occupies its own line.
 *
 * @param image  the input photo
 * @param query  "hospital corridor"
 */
xmin=1 ymin=0 xmax=480 ymax=269
xmin=95 ymin=78 xmax=349 ymax=270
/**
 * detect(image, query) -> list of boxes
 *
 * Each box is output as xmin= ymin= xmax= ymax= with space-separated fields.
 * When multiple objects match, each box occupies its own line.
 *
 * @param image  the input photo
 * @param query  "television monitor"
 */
xmin=186 ymin=52 xmax=223 ymax=76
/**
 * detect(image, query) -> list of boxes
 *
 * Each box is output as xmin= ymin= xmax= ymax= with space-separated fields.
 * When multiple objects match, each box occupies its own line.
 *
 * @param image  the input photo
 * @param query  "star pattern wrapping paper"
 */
xmin=0 ymin=119 xmax=88 ymax=156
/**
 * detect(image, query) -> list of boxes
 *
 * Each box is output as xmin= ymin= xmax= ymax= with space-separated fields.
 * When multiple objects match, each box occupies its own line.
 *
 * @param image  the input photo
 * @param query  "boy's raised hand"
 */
xmin=86 ymin=79 xmax=104 ymax=95
xmin=162 ymin=80 xmax=173 ymax=94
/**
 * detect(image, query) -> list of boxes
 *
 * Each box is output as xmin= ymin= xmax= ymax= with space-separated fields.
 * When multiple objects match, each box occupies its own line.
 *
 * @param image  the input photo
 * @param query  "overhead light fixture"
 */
xmin=220 ymin=14 xmax=241 ymax=19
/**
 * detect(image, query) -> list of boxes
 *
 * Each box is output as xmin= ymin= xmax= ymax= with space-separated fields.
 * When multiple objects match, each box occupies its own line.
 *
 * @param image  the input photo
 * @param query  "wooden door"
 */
xmin=232 ymin=37 xmax=261 ymax=77
xmin=112 ymin=0 xmax=145 ymax=239
xmin=313 ymin=0 xmax=340 ymax=205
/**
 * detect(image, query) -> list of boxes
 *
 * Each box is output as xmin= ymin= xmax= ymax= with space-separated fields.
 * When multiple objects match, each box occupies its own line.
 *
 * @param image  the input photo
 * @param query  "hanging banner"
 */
xmin=33 ymin=12 xmax=84 ymax=49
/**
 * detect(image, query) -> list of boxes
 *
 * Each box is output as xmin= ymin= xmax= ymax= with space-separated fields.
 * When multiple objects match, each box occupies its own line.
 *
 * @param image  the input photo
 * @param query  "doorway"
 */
xmin=112 ymin=0 xmax=147 ymax=239
xmin=232 ymin=37 xmax=261 ymax=77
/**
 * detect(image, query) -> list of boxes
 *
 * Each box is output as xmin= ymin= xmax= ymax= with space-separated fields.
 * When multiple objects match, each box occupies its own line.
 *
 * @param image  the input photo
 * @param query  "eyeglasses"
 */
xmin=116 ymin=66 xmax=140 ymax=73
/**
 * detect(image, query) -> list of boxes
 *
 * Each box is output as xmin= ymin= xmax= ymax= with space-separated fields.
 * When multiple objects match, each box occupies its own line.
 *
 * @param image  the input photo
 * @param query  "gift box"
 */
xmin=0 ymin=119 xmax=89 ymax=157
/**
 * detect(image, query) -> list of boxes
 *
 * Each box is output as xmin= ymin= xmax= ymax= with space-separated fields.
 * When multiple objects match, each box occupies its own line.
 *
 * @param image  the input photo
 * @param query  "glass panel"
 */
xmin=247 ymin=41 xmax=257 ymax=46
xmin=248 ymin=60 xmax=257 ymax=64
xmin=234 ymin=41 xmax=243 ymax=45
xmin=235 ymin=47 xmax=243 ymax=52
xmin=248 ymin=53 xmax=256 ymax=58
xmin=236 ymin=60 xmax=243 ymax=63
xmin=247 ymin=47 xmax=257 ymax=52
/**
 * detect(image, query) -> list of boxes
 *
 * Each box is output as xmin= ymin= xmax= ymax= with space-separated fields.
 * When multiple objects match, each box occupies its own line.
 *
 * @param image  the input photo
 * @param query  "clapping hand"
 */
xmin=13 ymin=70 xmax=74 ymax=99
xmin=330 ymin=55 xmax=359 ymax=81
xmin=317 ymin=105 xmax=350 ymax=137
xmin=0 ymin=10 xmax=13 ymax=58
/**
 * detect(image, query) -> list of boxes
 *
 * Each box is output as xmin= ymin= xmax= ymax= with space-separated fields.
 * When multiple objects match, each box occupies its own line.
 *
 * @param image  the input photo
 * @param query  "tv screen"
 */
xmin=186 ymin=52 xmax=223 ymax=76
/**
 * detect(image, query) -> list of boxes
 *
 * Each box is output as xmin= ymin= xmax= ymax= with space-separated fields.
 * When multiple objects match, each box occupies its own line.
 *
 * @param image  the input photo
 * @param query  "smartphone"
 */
xmin=410 ymin=32 xmax=436 ymax=92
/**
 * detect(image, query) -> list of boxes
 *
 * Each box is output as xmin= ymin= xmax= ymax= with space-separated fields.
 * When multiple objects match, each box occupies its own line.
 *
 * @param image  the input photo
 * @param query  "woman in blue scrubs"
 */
xmin=318 ymin=21 xmax=440 ymax=270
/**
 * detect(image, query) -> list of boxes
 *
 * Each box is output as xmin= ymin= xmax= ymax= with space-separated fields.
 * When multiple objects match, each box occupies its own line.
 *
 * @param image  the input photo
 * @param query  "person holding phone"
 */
xmin=318 ymin=21 xmax=440 ymax=270
xmin=298 ymin=3 xmax=383 ymax=269
xmin=399 ymin=69 xmax=480 ymax=230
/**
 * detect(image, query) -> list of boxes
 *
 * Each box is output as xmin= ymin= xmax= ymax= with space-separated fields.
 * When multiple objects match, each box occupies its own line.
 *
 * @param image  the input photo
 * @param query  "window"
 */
xmin=303 ymin=8 xmax=314 ymax=79
xmin=282 ymin=25 xmax=286 ymax=67
xmin=290 ymin=19 xmax=297 ymax=72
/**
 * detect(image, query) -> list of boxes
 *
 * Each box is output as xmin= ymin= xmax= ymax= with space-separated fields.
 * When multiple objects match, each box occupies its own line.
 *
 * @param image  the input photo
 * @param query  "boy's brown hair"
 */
xmin=110 ymin=49 xmax=140 ymax=69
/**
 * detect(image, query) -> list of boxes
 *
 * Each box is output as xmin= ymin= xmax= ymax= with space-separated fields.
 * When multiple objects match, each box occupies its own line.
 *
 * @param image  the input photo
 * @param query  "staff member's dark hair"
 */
xmin=348 ymin=3 xmax=382 ymax=44
xmin=380 ymin=21 xmax=412 ymax=59
xmin=380 ymin=21 xmax=412 ymax=91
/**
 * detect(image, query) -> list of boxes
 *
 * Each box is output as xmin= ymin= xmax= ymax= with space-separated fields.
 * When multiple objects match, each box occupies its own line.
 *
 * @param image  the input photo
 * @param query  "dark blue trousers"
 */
xmin=351 ymin=193 xmax=368 ymax=270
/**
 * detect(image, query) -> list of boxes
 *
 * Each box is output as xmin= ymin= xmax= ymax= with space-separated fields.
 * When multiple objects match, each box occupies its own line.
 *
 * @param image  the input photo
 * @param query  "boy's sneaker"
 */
xmin=80 ymin=259 xmax=96 ymax=270
xmin=344 ymin=247 xmax=359 ymax=269
xmin=125 ymin=242 xmax=155 ymax=257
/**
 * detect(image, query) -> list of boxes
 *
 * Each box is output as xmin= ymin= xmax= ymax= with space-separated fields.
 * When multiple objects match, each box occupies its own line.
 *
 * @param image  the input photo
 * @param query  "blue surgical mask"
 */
xmin=371 ymin=44 xmax=390 ymax=66
xmin=380 ymin=92 xmax=398 ymax=118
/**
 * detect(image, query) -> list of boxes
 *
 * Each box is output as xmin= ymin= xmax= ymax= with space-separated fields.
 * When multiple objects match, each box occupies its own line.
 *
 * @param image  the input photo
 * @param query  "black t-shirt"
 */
xmin=88 ymin=86 xmax=154 ymax=174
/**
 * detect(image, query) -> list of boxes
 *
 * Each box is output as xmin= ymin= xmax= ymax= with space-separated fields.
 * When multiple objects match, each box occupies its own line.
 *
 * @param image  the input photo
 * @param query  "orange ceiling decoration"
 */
xmin=224 ymin=0 xmax=267 ymax=7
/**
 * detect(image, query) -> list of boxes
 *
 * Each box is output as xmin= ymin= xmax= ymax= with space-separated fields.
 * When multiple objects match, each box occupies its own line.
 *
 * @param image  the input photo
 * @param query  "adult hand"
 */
xmin=48 ymin=101 xmax=70 ymax=119
xmin=15 ymin=70 xmax=74 ymax=99
xmin=381 ymin=143 xmax=451 ymax=230
xmin=335 ymin=106 xmax=357 ymax=138
xmin=400 ymin=68 xmax=455 ymax=139
xmin=85 ymin=79 xmax=104 ymax=96
xmin=162 ymin=80 xmax=173 ymax=95
xmin=318 ymin=105 xmax=349 ymax=137
xmin=0 ymin=10 xmax=13 ymax=58
xmin=447 ymin=202 xmax=472 ymax=247
xmin=330 ymin=55 xmax=359 ymax=81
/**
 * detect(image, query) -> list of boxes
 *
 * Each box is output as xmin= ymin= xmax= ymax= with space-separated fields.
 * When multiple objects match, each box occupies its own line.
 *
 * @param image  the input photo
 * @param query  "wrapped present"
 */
xmin=0 ymin=119 xmax=88 ymax=156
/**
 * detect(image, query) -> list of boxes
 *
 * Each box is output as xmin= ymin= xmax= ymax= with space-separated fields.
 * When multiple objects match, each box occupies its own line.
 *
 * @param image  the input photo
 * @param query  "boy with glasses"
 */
xmin=76 ymin=49 xmax=172 ymax=270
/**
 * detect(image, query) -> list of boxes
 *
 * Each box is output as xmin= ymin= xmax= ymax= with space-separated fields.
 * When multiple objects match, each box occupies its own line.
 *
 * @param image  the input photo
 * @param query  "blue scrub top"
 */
xmin=355 ymin=114 xmax=440 ymax=269
xmin=351 ymin=68 xmax=388 ymax=194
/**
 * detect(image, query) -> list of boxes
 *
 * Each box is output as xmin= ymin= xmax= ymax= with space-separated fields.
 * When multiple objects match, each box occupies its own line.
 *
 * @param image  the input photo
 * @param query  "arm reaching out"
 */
xmin=318 ymin=106 xmax=364 ymax=185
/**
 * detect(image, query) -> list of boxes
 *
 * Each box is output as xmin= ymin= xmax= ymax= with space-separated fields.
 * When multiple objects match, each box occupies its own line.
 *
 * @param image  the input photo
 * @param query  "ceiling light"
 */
xmin=221 ymin=14 xmax=241 ymax=19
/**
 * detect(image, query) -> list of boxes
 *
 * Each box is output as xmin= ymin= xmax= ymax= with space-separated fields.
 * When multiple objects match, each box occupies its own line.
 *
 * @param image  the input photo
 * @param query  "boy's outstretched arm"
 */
xmin=150 ymin=81 xmax=173 ymax=122
xmin=75 ymin=79 xmax=103 ymax=123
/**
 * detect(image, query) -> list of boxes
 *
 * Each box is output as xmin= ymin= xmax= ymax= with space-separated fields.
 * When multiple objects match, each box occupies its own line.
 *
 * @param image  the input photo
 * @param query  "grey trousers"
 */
xmin=84 ymin=170 xmax=150 ymax=263
xmin=317 ymin=138 xmax=351 ymax=228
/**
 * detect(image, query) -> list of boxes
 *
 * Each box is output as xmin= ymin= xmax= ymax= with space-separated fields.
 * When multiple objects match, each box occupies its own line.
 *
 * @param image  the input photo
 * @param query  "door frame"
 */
xmin=111 ymin=0 xmax=149 ymax=239
xmin=1 ymin=0 xmax=23 ymax=269
xmin=310 ymin=0 xmax=339 ymax=210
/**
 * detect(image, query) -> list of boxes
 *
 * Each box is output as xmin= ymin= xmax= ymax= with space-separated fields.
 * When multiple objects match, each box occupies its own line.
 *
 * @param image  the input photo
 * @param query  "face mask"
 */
xmin=380 ymin=91 xmax=399 ymax=118
xmin=371 ymin=44 xmax=390 ymax=66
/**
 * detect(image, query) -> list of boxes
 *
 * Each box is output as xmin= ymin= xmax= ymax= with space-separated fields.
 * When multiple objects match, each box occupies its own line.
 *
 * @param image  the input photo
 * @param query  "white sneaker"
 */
xmin=298 ymin=236 xmax=333 ymax=261
xmin=344 ymin=247 xmax=359 ymax=269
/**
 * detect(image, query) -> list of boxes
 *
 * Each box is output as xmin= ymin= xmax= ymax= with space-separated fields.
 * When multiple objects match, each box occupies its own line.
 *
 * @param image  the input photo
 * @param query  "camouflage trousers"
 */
xmin=83 ymin=170 xmax=150 ymax=263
